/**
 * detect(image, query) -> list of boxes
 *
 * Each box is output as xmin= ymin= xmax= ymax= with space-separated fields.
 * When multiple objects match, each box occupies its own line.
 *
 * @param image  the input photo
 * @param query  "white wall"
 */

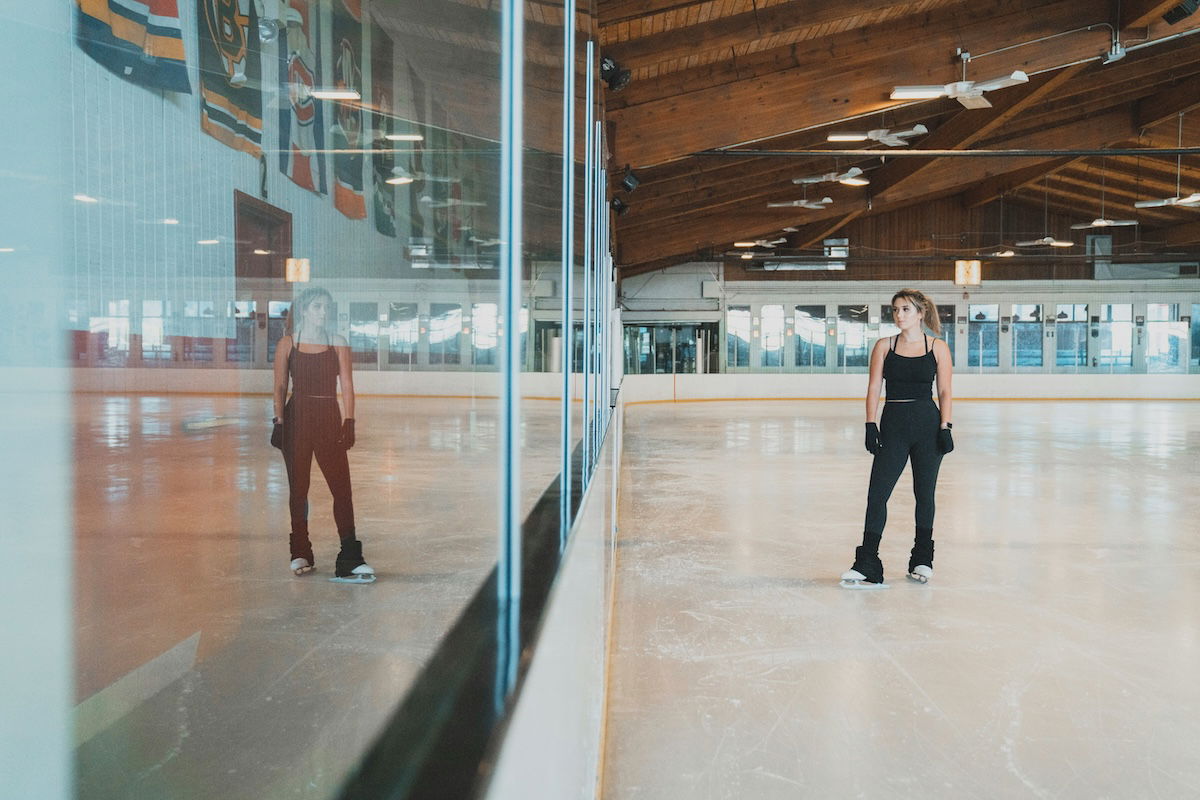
xmin=484 ymin=404 xmax=621 ymax=800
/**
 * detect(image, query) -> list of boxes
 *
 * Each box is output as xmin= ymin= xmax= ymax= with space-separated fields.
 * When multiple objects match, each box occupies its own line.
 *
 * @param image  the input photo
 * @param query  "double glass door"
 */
xmin=624 ymin=323 xmax=718 ymax=374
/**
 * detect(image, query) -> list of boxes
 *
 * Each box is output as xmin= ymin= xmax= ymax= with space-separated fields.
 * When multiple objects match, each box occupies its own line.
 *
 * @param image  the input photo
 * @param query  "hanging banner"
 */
xmin=197 ymin=0 xmax=263 ymax=156
xmin=370 ymin=20 xmax=396 ymax=237
xmin=76 ymin=0 xmax=191 ymax=94
xmin=406 ymin=60 xmax=427 ymax=243
xmin=330 ymin=0 xmax=366 ymax=219
xmin=278 ymin=0 xmax=326 ymax=194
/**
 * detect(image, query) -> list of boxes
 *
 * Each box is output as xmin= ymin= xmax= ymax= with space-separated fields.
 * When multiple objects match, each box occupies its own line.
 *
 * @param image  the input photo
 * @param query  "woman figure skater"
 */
xmin=270 ymin=287 xmax=375 ymax=584
xmin=841 ymin=288 xmax=953 ymax=589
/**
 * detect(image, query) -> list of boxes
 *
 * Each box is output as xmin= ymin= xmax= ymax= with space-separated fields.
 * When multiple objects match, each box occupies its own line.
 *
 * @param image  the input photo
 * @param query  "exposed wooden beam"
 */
xmin=602 ymin=0 xmax=933 ymax=72
xmin=1120 ymin=0 xmax=1183 ymax=30
xmin=621 ymin=111 xmax=1130 ymax=264
xmin=600 ymin=0 xmax=712 ymax=28
xmin=960 ymin=158 xmax=1080 ymax=207
xmin=607 ymin=1 xmax=1200 ymax=166
xmin=1163 ymin=219 xmax=1200 ymax=244
xmin=1136 ymin=73 xmax=1200 ymax=129
xmin=870 ymin=64 xmax=1088 ymax=198
xmin=786 ymin=212 xmax=867 ymax=249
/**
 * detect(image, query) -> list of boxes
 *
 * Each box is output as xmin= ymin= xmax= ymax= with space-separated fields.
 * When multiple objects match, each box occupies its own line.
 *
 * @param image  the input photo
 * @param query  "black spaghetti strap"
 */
xmin=924 ymin=333 xmax=929 ymax=353
xmin=890 ymin=335 xmax=897 ymax=352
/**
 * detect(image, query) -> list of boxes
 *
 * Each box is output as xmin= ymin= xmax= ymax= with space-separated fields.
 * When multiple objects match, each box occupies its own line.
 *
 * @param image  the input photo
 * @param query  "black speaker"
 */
xmin=1164 ymin=0 xmax=1199 ymax=24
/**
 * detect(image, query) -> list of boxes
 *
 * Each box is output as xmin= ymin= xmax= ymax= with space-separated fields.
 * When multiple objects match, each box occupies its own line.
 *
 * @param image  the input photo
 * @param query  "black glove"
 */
xmin=937 ymin=427 xmax=954 ymax=454
xmin=864 ymin=422 xmax=881 ymax=455
xmin=339 ymin=418 xmax=355 ymax=450
xmin=270 ymin=422 xmax=283 ymax=450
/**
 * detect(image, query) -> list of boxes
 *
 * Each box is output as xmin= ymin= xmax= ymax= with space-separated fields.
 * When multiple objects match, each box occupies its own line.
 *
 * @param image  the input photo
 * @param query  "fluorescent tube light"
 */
xmin=890 ymin=86 xmax=946 ymax=100
xmin=733 ymin=241 xmax=757 ymax=247
xmin=386 ymin=176 xmax=414 ymax=185
xmin=74 ymin=193 xmax=99 ymax=203
xmin=827 ymin=133 xmax=868 ymax=142
xmin=385 ymin=133 xmax=424 ymax=142
xmin=197 ymin=239 xmax=220 ymax=245
xmin=311 ymin=89 xmax=360 ymax=100
xmin=839 ymin=176 xmax=870 ymax=186
xmin=161 ymin=218 xmax=180 ymax=225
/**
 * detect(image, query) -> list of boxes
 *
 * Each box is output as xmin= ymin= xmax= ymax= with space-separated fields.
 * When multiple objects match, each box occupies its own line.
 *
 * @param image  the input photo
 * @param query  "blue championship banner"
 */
xmin=371 ymin=20 xmax=396 ymax=237
xmin=331 ymin=0 xmax=366 ymax=219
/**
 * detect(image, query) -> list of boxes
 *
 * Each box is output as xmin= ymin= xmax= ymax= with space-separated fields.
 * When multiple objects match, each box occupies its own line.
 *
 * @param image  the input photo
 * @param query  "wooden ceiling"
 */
xmin=598 ymin=0 xmax=1200 ymax=276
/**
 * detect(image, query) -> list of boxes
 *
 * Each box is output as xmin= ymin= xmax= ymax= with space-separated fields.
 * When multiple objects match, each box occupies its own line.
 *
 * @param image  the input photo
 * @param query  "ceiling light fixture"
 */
xmin=827 ymin=124 xmax=927 ymax=147
xmin=621 ymin=164 xmax=640 ymax=193
xmin=889 ymin=86 xmax=946 ymax=100
xmin=892 ymin=51 xmax=1027 ymax=108
xmin=599 ymin=57 xmax=631 ymax=92
xmin=734 ymin=241 xmax=757 ymax=247
xmin=611 ymin=197 xmax=630 ymax=215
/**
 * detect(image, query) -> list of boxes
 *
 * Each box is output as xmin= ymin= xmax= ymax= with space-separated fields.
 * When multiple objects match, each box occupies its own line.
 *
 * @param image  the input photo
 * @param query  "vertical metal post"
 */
xmin=559 ymin=0 xmax=576 ymax=544
xmin=582 ymin=41 xmax=595 ymax=485
xmin=496 ymin=0 xmax=523 ymax=702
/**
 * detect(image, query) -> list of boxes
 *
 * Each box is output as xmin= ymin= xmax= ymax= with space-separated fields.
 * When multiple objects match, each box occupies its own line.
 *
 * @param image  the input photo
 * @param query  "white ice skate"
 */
xmin=839 ymin=569 xmax=889 ymax=589
xmin=329 ymin=563 xmax=376 ymax=584
xmin=907 ymin=565 xmax=932 ymax=584
xmin=290 ymin=557 xmax=315 ymax=576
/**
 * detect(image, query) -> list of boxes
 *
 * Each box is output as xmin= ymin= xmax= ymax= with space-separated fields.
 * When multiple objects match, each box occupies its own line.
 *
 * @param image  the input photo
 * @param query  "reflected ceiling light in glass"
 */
xmin=311 ymin=89 xmax=361 ymax=100
xmin=74 ymin=193 xmax=99 ymax=203
xmin=0 ymin=248 xmax=15 ymax=252
xmin=385 ymin=133 xmax=424 ymax=142
xmin=161 ymin=218 xmax=180 ymax=225
xmin=197 ymin=239 xmax=220 ymax=245
xmin=387 ymin=175 xmax=414 ymax=185
xmin=253 ymin=248 xmax=273 ymax=255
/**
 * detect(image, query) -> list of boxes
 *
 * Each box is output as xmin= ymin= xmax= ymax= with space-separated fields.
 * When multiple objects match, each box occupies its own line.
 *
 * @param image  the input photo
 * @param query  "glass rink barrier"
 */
xmin=0 ymin=2 xmax=614 ymax=799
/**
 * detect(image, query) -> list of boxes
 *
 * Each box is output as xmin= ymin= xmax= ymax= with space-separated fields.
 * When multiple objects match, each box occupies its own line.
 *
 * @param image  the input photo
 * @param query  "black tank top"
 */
xmin=883 ymin=334 xmax=936 ymax=400
xmin=288 ymin=334 xmax=339 ymax=398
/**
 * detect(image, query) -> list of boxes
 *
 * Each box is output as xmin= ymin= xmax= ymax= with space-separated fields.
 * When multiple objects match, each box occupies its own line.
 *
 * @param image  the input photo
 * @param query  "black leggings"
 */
xmin=863 ymin=398 xmax=943 ymax=537
xmin=283 ymin=397 xmax=354 ymax=537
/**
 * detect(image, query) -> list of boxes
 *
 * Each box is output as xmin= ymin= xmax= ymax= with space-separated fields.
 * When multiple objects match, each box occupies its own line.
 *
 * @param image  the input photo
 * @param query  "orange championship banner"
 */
xmin=76 ymin=0 xmax=191 ymax=93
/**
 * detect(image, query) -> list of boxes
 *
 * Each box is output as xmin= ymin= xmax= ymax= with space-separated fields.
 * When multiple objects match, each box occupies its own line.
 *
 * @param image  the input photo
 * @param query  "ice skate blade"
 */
xmin=840 ymin=579 xmax=889 ymax=589
xmin=329 ymin=574 xmax=376 ymax=584
xmin=907 ymin=565 xmax=932 ymax=584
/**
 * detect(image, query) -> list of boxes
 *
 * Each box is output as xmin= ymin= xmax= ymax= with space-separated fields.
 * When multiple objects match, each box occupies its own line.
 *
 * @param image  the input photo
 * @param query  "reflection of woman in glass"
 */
xmin=271 ymin=287 xmax=375 ymax=583
xmin=841 ymin=289 xmax=953 ymax=589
